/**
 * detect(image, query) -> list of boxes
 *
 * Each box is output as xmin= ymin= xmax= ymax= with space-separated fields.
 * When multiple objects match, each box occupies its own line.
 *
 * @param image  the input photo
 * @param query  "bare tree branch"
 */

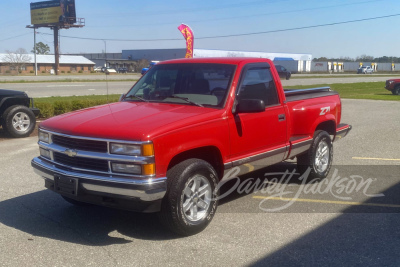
xmin=2 ymin=48 xmax=32 ymax=74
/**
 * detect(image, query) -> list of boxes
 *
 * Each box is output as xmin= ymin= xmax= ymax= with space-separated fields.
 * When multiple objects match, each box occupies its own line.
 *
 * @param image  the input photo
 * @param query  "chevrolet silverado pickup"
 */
xmin=32 ymin=58 xmax=351 ymax=235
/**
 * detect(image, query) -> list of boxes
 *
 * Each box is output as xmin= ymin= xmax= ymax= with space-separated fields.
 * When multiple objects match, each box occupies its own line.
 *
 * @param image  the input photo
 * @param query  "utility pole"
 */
xmin=33 ymin=27 xmax=37 ymax=76
xmin=54 ymin=26 xmax=59 ymax=75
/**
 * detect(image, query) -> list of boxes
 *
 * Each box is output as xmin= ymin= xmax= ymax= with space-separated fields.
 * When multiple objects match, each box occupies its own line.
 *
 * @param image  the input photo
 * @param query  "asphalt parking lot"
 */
xmin=0 ymin=98 xmax=399 ymax=266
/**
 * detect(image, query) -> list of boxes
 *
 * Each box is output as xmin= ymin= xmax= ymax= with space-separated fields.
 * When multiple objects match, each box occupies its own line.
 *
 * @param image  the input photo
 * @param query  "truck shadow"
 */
xmin=0 ymin=162 xmax=300 ymax=245
xmin=249 ymin=181 xmax=400 ymax=266
xmin=1 ymin=163 xmax=397 ymax=246
xmin=0 ymin=189 xmax=177 ymax=245
xmin=218 ymin=161 xmax=304 ymax=206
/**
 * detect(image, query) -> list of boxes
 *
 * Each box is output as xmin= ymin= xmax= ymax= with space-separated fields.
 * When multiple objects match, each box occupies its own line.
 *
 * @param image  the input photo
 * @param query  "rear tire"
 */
xmin=159 ymin=159 xmax=219 ymax=236
xmin=2 ymin=105 xmax=36 ymax=138
xmin=297 ymin=130 xmax=333 ymax=179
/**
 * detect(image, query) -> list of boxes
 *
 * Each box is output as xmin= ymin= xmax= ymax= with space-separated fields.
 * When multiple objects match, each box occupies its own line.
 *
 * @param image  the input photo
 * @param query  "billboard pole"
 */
xmin=54 ymin=26 xmax=59 ymax=75
xmin=29 ymin=0 xmax=84 ymax=76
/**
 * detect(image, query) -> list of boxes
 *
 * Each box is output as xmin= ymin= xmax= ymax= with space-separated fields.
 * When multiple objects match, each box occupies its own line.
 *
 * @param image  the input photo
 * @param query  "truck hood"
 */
xmin=40 ymin=102 xmax=223 ymax=141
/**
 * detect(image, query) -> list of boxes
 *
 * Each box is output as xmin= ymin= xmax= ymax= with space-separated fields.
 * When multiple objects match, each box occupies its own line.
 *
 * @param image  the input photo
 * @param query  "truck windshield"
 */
xmin=125 ymin=63 xmax=236 ymax=108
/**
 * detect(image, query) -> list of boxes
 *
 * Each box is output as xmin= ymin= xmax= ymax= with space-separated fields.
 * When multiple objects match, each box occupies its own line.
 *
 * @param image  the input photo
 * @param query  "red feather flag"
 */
xmin=178 ymin=24 xmax=194 ymax=58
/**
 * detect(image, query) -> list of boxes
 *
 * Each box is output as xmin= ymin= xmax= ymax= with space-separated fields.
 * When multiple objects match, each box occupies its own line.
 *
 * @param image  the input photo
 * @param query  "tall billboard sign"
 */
xmin=30 ymin=0 xmax=76 ymax=26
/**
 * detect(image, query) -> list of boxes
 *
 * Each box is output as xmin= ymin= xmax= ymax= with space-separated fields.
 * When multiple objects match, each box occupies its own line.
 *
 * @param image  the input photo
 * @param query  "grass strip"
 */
xmin=291 ymin=74 xmax=400 ymax=79
xmin=35 ymin=94 xmax=120 ymax=118
xmin=285 ymin=82 xmax=400 ymax=101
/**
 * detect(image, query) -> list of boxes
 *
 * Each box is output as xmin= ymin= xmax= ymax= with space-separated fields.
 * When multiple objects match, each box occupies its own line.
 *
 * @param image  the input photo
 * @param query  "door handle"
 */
xmin=278 ymin=114 xmax=286 ymax=121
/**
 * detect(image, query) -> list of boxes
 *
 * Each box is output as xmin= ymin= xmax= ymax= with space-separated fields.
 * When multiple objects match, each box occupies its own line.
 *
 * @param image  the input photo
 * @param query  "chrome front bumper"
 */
xmin=32 ymin=157 xmax=167 ymax=211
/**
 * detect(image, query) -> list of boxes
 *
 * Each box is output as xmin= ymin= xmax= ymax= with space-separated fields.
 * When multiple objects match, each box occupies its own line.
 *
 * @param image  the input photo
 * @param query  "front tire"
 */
xmin=2 ymin=105 xmax=36 ymax=138
xmin=297 ymin=130 xmax=333 ymax=179
xmin=159 ymin=159 xmax=219 ymax=236
xmin=393 ymin=86 xmax=400 ymax=95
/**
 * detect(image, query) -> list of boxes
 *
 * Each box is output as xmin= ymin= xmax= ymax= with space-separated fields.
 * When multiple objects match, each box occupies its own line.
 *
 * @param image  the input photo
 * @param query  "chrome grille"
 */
xmin=52 ymin=135 xmax=108 ymax=153
xmin=54 ymin=152 xmax=109 ymax=172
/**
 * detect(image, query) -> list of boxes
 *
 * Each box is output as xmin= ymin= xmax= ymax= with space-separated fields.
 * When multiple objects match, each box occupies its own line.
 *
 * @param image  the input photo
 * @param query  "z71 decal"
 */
xmin=320 ymin=106 xmax=330 ymax=115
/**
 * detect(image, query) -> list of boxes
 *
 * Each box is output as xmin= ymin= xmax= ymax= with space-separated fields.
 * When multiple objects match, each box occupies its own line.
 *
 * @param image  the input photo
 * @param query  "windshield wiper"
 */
xmin=168 ymin=95 xmax=204 ymax=107
xmin=123 ymin=95 xmax=148 ymax=102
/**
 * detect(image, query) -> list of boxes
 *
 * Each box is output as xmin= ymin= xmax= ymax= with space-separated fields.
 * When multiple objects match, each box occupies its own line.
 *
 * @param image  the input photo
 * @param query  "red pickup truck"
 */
xmin=32 ymin=58 xmax=351 ymax=235
xmin=385 ymin=79 xmax=400 ymax=95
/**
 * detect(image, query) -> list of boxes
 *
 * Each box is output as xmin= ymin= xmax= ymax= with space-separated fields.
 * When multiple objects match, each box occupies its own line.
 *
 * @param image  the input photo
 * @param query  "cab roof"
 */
xmin=158 ymin=57 xmax=273 ymax=65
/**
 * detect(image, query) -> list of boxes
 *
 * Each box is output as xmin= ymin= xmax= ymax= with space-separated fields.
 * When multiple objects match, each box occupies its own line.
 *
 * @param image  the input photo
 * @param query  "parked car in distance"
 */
xmin=385 ymin=79 xmax=400 ymax=95
xmin=141 ymin=61 xmax=160 ymax=75
xmin=117 ymin=67 xmax=128 ymax=73
xmin=101 ymin=67 xmax=117 ymax=74
xmin=275 ymin=65 xmax=291 ymax=80
xmin=93 ymin=66 xmax=102 ymax=72
xmin=357 ymin=66 xmax=374 ymax=74
xmin=0 ymin=89 xmax=39 ymax=137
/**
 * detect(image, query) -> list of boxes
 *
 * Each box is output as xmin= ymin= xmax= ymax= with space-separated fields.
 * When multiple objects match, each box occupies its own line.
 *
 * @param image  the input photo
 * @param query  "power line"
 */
xmin=87 ymin=0 xmax=384 ymax=28
xmin=37 ymin=13 xmax=400 ymax=42
xmin=0 ymin=33 xmax=31 ymax=42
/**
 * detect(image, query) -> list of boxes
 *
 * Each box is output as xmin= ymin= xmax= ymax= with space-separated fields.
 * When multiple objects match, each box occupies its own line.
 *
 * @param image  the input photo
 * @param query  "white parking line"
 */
xmin=47 ymin=85 xmax=86 ymax=87
xmin=352 ymin=157 xmax=400 ymax=161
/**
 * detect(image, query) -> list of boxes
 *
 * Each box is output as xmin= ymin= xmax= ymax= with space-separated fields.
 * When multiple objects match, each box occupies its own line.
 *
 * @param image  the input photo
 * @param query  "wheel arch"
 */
xmin=167 ymin=146 xmax=224 ymax=180
xmin=0 ymin=98 xmax=30 ymax=118
xmin=314 ymin=120 xmax=336 ymax=136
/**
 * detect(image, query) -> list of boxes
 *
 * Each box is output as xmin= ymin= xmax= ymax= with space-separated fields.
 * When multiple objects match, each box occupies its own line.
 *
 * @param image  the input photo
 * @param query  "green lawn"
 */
xmin=291 ymin=74 xmax=400 ymax=79
xmin=285 ymin=82 xmax=399 ymax=101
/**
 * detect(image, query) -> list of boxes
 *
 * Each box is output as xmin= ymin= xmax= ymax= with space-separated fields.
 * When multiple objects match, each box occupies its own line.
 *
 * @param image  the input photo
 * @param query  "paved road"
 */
xmin=1 ymin=81 xmax=135 ymax=98
xmin=0 ymin=74 xmax=142 ymax=81
xmin=0 ymin=99 xmax=399 ymax=266
xmin=0 ymin=74 xmax=398 ymax=97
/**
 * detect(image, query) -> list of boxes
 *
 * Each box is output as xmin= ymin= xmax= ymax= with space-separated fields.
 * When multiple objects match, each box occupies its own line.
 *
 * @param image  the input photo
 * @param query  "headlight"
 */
xmin=39 ymin=131 xmax=50 ymax=143
xmin=111 ymin=163 xmax=142 ymax=174
xmin=39 ymin=148 xmax=51 ymax=159
xmin=110 ymin=143 xmax=141 ymax=155
xmin=110 ymin=143 xmax=154 ymax=156
xmin=388 ymin=80 xmax=394 ymax=84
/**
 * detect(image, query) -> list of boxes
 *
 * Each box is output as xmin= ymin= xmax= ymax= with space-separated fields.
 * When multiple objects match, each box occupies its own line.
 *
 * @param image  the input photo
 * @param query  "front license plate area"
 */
xmin=54 ymin=175 xmax=78 ymax=196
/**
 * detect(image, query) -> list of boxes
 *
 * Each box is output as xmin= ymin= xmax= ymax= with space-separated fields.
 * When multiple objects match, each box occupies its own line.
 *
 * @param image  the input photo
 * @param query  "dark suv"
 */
xmin=275 ymin=65 xmax=291 ymax=80
xmin=117 ymin=67 xmax=128 ymax=73
xmin=0 ymin=89 xmax=40 ymax=137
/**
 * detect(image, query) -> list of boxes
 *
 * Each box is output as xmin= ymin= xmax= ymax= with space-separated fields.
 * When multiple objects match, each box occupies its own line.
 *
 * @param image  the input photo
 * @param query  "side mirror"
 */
xmin=235 ymin=99 xmax=265 ymax=113
xmin=119 ymin=94 xmax=126 ymax=102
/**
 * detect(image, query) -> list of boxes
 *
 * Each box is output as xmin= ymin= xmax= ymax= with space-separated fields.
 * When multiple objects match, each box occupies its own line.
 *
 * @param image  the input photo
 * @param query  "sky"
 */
xmin=0 ymin=0 xmax=399 ymax=59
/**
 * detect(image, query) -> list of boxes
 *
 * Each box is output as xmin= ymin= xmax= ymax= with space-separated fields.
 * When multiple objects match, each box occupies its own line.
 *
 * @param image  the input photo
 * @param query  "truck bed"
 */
xmin=284 ymin=87 xmax=338 ymax=102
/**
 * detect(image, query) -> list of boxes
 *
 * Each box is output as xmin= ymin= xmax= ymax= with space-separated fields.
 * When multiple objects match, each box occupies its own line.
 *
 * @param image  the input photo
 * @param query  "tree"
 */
xmin=356 ymin=54 xmax=374 ymax=62
xmin=31 ymin=42 xmax=50 ymax=54
xmin=2 ymin=48 xmax=32 ymax=74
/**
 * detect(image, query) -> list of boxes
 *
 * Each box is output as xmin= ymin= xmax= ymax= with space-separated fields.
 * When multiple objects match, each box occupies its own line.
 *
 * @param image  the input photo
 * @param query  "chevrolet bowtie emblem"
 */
xmin=64 ymin=149 xmax=78 ymax=157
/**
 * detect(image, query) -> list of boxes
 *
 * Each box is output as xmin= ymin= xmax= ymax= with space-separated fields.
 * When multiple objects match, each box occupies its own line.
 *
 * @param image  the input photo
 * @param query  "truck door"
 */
xmin=228 ymin=63 xmax=288 ymax=169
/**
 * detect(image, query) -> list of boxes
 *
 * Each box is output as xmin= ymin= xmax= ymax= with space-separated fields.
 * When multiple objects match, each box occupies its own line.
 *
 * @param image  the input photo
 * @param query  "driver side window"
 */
xmin=238 ymin=66 xmax=279 ymax=106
